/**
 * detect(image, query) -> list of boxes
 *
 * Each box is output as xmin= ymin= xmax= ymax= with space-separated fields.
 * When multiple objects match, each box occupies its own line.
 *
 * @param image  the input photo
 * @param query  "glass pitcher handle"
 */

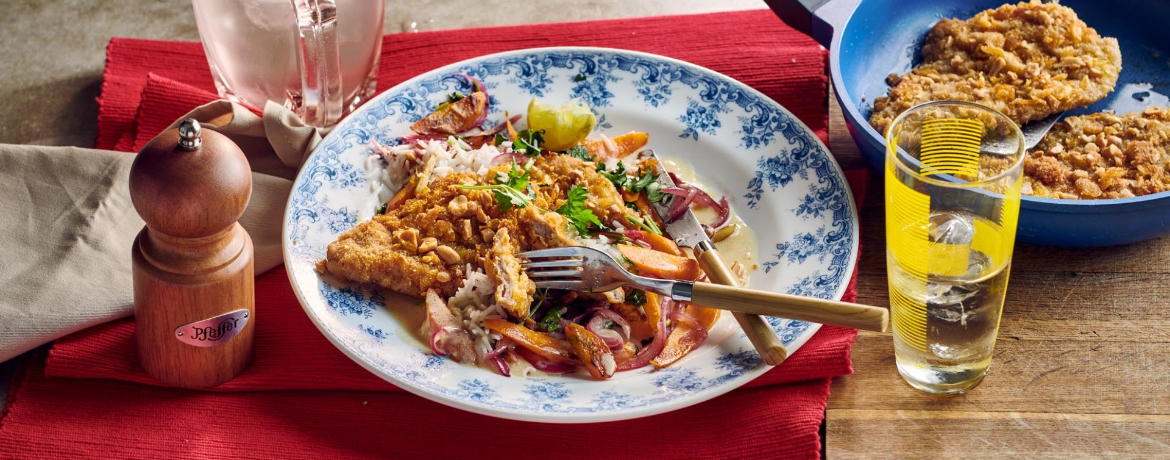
xmin=290 ymin=0 xmax=343 ymax=127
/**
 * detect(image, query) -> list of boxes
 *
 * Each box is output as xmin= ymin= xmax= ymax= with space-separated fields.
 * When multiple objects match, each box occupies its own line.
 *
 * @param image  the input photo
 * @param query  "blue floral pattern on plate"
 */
xmin=282 ymin=47 xmax=859 ymax=423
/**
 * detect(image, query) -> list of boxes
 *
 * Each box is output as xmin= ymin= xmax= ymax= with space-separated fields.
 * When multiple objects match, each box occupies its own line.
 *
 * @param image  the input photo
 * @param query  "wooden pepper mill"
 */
xmin=130 ymin=118 xmax=255 ymax=388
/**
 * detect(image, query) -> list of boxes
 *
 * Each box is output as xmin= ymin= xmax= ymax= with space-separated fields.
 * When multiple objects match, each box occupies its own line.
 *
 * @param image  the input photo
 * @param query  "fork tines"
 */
xmin=519 ymin=248 xmax=590 ymax=290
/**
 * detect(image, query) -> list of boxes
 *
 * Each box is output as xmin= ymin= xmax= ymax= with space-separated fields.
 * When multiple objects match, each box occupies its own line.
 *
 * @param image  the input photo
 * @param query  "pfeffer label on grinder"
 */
xmin=175 ymin=309 xmax=250 ymax=347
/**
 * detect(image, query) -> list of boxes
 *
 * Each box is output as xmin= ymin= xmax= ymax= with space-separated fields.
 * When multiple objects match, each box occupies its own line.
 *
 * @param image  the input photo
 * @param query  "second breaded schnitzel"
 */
xmin=869 ymin=1 xmax=1121 ymax=134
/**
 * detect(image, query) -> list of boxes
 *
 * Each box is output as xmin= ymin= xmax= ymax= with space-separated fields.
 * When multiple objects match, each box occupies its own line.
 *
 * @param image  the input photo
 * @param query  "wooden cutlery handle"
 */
xmin=690 ymin=283 xmax=890 ymax=333
xmin=696 ymin=248 xmax=788 ymax=366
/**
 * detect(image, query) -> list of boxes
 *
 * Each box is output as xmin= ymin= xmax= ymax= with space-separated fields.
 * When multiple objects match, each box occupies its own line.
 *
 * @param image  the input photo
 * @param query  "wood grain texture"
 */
xmin=690 ymin=282 xmax=888 ymax=332
xmin=825 ymin=85 xmax=1170 ymax=457
xmin=827 ymin=410 xmax=1170 ymax=460
xmin=130 ymin=125 xmax=256 ymax=388
xmin=697 ymin=248 xmax=788 ymax=366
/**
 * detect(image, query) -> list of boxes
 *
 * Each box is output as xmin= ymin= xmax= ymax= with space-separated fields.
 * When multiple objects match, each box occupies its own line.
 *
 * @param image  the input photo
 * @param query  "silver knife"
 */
xmin=639 ymin=150 xmax=789 ymax=366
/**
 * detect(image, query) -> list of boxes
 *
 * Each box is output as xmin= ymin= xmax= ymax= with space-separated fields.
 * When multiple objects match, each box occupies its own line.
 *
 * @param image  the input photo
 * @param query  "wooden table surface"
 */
xmin=2 ymin=0 xmax=1168 ymax=457
xmin=824 ymin=90 xmax=1170 ymax=459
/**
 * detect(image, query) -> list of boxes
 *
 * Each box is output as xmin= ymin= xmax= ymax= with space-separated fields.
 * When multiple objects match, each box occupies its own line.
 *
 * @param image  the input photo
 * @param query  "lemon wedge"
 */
xmin=527 ymin=98 xmax=596 ymax=151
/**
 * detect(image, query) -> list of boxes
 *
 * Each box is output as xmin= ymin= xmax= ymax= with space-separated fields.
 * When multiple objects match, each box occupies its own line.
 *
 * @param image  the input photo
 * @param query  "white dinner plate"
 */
xmin=283 ymin=47 xmax=858 ymax=423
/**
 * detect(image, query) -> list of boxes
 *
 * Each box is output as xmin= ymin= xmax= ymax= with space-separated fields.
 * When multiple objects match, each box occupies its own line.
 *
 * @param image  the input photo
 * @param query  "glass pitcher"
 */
xmin=191 ymin=0 xmax=384 ymax=127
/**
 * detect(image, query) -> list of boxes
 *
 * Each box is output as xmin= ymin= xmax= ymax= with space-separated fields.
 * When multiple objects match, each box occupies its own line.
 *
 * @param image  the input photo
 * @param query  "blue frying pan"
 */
xmin=766 ymin=0 xmax=1170 ymax=247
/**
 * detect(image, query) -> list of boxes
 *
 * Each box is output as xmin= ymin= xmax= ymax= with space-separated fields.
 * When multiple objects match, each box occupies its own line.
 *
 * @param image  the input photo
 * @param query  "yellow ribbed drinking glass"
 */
xmin=884 ymin=101 xmax=1025 ymax=394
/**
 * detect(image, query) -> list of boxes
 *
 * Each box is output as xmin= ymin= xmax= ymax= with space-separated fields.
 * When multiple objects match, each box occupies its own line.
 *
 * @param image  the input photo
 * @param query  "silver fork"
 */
xmin=520 ymin=247 xmax=888 ymax=332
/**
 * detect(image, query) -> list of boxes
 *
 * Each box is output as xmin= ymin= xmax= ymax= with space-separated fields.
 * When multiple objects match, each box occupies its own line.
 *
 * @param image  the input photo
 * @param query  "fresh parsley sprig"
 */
xmin=456 ymin=161 xmax=534 ymax=212
xmin=556 ymin=185 xmax=604 ymax=236
xmin=597 ymin=161 xmax=629 ymax=189
xmin=562 ymin=145 xmax=594 ymax=162
xmin=513 ymin=129 xmax=546 ymax=157
xmin=538 ymin=306 xmax=563 ymax=332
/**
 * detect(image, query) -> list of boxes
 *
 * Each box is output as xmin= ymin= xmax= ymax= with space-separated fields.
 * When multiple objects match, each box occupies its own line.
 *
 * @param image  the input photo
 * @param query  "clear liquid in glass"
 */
xmin=888 ymin=211 xmax=1009 ymax=394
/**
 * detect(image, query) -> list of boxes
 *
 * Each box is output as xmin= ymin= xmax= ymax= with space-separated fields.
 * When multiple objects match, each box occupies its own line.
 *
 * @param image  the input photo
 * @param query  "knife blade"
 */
xmin=638 ymin=150 xmax=789 ymax=366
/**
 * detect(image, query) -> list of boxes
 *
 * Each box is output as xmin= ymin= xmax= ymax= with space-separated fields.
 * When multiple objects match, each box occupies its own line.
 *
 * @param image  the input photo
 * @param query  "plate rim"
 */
xmin=282 ymin=45 xmax=860 ymax=423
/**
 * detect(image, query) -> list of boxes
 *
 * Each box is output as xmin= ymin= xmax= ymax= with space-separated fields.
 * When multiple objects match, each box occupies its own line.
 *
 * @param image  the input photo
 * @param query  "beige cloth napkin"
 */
xmin=0 ymin=100 xmax=323 ymax=362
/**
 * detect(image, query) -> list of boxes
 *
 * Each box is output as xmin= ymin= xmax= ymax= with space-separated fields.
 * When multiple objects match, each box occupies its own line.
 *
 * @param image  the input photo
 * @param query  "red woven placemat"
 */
xmin=0 ymin=9 xmax=865 ymax=460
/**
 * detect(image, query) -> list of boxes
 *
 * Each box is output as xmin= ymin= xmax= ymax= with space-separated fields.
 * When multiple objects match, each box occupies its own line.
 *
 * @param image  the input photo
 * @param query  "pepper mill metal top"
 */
xmin=177 ymin=118 xmax=202 ymax=150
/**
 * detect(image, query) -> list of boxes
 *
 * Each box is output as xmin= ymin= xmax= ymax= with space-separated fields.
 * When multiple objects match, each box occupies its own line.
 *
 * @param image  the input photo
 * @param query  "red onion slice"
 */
xmin=516 ymin=347 xmax=576 ymax=374
xmin=484 ymin=338 xmax=512 ymax=359
xmin=457 ymin=72 xmax=488 ymax=100
xmin=616 ymin=296 xmax=671 ymax=371
xmin=429 ymin=326 xmax=462 ymax=356
xmin=491 ymin=150 xmax=528 ymax=166
xmin=489 ymin=356 xmax=511 ymax=377
xmin=662 ymin=179 xmax=731 ymax=228
xmin=671 ymin=310 xmax=702 ymax=332
xmin=590 ymin=308 xmax=632 ymax=340
xmin=586 ymin=314 xmax=626 ymax=350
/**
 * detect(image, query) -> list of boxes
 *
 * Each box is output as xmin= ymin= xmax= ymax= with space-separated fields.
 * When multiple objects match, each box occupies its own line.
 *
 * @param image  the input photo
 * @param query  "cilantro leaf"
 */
xmin=597 ymin=162 xmax=628 ymax=189
xmin=562 ymin=145 xmax=594 ymax=162
xmin=626 ymin=171 xmax=658 ymax=193
xmin=456 ymin=161 xmax=533 ymax=212
xmin=573 ymin=73 xmax=587 ymax=82
xmin=645 ymin=182 xmax=667 ymax=203
xmin=447 ymin=92 xmax=465 ymax=103
xmin=556 ymin=185 xmax=604 ymax=236
xmin=513 ymin=129 xmax=545 ymax=157
xmin=538 ymin=307 xmax=563 ymax=332
xmin=493 ymin=132 xmax=507 ymax=146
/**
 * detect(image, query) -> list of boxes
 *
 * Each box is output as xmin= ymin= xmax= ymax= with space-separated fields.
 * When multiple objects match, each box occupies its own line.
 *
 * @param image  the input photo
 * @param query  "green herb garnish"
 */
xmin=603 ymin=320 xmax=616 ymax=329
xmin=627 ymin=171 xmax=658 ymax=193
xmin=646 ymin=182 xmax=667 ymax=203
xmin=528 ymin=288 xmax=550 ymax=319
xmin=375 ymin=202 xmax=388 ymax=215
xmin=513 ymin=129 xmax=545 ymax=157
xmin=562 ymin=145 xmax=594 ymax=162
xmin=625 ymin=290 xmax=647 ymax=307
xmin=539 ymin=307 xmax=563 ymax=333
xmin=597 ymin=161 xmax=628 ymax=189
xmin=447 ymin=92 xmax=465 ymax=103
xmin=573 ymin=73 xmax=587 ymax=82
xmin=456 ymin=161 xmax=533 ymax=211
xmin=627 ymin=213 xmax=662 ymax=236
xmin=493 ymin=132 xmax=507 ymax=146
xmin=556 ymin=185 xmax=604 ymax=236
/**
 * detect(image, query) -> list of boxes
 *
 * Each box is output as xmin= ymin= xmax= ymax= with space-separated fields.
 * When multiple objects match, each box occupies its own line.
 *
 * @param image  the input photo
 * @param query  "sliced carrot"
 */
xmin=644 ymin=292 xmax=662 ymax=337
xmin=610 ymin=301 xmax=653 ymax=341
xmin=612 ymin=341 xmax=639 ymax=366
xmin=565 ymin=323 xmax=615 ymax=380
xmin=687 ymin=304 xmax=721 ymax=331
xmin=617 ymin=244 xmax=701 ymax=280
xmin=410 ymin=91 xmax=488 ymax=135
xmin=483 ymin=318 xmax=574 ymax=364
xmin=631 ymin=192 xmax=665 ymax=230
xmin=384 ymin=175 xmax=420 ymax=212
xmin=651 ymin=304 xmax=719 ymax=368
xmin=637 ymin=230 xmax=684 ymax=257
xmin=582 ymin=132 xmax=649 ymax=160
